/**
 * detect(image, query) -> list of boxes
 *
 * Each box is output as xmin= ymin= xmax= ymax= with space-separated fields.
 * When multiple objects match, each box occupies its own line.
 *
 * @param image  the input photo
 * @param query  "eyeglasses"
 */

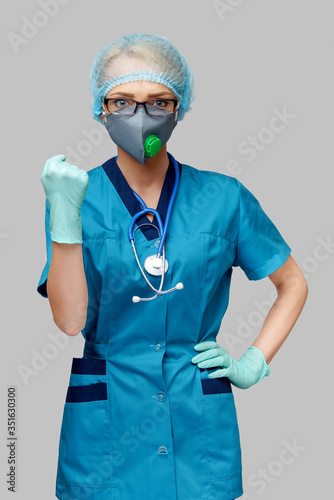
xmin=103 ymin=98 xmax=180 ymax=116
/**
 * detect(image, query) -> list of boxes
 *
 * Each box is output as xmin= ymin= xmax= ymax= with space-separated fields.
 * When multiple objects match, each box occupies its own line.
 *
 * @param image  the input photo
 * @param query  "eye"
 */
xmin=114 ymin=99 xmax=130 ymax=108
xmin=152 ymin=99 xmax=168 ymax=107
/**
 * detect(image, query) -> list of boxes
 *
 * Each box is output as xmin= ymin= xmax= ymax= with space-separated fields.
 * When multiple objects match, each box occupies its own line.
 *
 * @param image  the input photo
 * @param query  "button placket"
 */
xmin=150 ymin=342 xmax=169 ymax=456
xmin=151 ymin=342 xmax=164 ymax=352
xmin=153 ymin=391 xmax=166 ymax=402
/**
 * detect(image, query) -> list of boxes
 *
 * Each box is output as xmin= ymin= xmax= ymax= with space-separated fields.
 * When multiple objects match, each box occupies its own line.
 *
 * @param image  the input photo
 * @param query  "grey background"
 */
xmin=1 ymin=0 xmax=333 ymax=498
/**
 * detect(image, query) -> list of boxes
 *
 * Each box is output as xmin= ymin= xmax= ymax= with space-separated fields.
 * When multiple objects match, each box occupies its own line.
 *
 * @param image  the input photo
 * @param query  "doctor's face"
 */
xmin=100 ymin=80 xmax=177 ymax=122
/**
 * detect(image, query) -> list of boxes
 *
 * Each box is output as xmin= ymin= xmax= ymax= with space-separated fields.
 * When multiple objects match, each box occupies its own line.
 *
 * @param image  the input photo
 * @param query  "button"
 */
xmin=154 ymin=391 xmax=166 ymax=402
xmin=157 ymin=446 xmax=168 ymax=454
xmin=153 ymin=238 xmax=161 ymax=249
xmin=153 ymin=343 xmax=164 ymax=351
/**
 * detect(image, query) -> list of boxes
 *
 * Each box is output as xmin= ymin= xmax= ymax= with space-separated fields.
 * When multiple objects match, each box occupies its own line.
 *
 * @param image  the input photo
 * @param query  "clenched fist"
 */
xmin=41 ymin=154 xmax=89 ymax=244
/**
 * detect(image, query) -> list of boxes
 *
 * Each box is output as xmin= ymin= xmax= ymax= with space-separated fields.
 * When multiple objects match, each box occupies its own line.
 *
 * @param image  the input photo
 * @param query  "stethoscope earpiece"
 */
xmin=132 ymin=280 xmax=184 ymax=303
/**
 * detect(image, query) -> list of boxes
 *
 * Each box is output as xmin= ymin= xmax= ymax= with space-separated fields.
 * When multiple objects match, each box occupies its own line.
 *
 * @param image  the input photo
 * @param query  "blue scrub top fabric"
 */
xmin=37 ymin=155 xmax=291 ymax=500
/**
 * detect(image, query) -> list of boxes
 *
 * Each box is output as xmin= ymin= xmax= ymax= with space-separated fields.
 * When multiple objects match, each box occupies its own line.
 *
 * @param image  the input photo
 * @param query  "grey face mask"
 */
xmin=103 ymin=105 xmax=178 ymax=165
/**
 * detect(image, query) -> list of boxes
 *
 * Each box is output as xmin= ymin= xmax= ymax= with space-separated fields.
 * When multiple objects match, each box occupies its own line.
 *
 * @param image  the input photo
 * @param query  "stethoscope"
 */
xmin=124 ymin=151 xmax=184 ymax=303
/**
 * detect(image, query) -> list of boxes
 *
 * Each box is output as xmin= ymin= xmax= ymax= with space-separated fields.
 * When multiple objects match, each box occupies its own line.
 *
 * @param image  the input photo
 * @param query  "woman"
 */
xmin=37 ymin=33 xmax=308 ymax=500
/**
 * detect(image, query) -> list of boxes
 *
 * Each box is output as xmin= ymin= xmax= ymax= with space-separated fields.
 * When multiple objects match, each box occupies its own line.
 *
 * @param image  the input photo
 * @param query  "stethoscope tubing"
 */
xmin=114 ymin=151 xmax=181 ymax=301
xmin=127 ymin=151 xmax=180 ymax=257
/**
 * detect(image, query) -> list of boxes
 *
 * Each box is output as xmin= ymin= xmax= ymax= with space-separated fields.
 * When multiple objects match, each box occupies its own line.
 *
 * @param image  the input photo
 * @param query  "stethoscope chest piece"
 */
xmin=144 ymin=254 xmax=169 ymax=276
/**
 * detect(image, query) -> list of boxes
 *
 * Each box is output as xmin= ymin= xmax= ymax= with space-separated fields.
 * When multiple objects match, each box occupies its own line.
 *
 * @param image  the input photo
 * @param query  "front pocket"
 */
xmin=71 ymin=356 xmax=107 ymax=375
xmin=66 ymin=382 xmax=107 ymax=402
xmin=200 ymin=370 xmax=242 ymax=484
xmin=56 ymin=357 xmax=112 ymax=488
xmin=199 ymin=367 xmax=232 ymax=395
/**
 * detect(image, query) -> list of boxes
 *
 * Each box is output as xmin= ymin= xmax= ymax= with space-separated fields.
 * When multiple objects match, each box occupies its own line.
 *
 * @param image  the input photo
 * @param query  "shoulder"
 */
xmin=86 ymin=164 xmax=103 ymax=178
xmin=181 ymin=164 xmax=264 ymax=209
xmin=180 ymin=162 xmax=240 ymax=197
xmin=174 ymin=162 xmax=243 ymax=238
xmin=84 ymin=165 xmax=107 ymax=193
xmin=81 ymin=165 xmax=108 ymax=209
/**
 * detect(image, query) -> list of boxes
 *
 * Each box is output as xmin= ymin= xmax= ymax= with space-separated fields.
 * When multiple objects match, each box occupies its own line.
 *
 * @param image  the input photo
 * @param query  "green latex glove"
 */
xmin=191 ymin=341 xmax=270 ymax=389
xmin=41 ymin=154 xmax=89 ymax=244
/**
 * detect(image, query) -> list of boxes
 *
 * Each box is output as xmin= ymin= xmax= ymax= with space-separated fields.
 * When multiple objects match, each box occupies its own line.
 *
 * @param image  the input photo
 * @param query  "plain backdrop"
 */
xmin=1 ymin=0 xmax=333 ymax=498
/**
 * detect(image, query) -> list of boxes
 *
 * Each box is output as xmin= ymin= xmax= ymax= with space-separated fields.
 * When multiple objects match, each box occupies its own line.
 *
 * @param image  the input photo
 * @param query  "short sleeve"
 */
xmin=232 ymin=179 xmax=292 ymax=280
xmin=37 ymin=198 xmax=52 ymax=298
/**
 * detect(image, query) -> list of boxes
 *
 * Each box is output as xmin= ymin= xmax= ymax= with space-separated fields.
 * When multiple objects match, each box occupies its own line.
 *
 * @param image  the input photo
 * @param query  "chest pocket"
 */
xmin=57 ymin=357 xmax=112 ymax=489
xmin=198 ymin=368 xmax=242 ymax=493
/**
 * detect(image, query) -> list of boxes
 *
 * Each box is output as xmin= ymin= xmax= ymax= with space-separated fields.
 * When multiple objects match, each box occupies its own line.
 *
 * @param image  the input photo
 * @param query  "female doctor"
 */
xmin=37 ymin=33 xmax=308 ymax=500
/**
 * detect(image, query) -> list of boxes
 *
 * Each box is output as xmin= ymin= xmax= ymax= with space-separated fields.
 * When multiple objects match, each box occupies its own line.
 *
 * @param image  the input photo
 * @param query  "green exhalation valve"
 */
xmin=144 ymin=135 xmax=162 ymax=157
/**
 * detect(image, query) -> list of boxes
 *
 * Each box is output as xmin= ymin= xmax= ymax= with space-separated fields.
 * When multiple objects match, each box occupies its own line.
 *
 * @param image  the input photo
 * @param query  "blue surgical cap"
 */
xmin=89 ymin=33 xmax=195 ymax=125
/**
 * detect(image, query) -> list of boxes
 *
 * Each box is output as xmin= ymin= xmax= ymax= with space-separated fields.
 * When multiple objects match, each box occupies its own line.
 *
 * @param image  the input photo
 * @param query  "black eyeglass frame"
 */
xmin=102 ymin=97 xmax=180 ymax=116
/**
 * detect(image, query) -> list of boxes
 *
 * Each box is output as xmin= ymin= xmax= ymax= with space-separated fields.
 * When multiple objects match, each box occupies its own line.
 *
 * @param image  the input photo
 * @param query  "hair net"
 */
xmin=89 ymin=33 xmax=195 ymax=125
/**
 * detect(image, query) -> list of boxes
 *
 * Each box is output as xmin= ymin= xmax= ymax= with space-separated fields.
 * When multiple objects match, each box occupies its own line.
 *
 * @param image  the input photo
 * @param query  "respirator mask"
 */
xmin=102 ymin=99 xmax=179 ymax=165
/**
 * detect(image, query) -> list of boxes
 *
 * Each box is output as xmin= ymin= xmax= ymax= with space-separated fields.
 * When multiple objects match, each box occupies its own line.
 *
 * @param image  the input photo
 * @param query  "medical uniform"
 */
xmin=37 ymin=155 xmax=291 ymax=500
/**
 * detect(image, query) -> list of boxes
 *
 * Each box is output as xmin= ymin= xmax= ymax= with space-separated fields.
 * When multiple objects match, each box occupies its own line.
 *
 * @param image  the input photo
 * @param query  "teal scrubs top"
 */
xmin=37 ymin=154 xmax=291 ymax=500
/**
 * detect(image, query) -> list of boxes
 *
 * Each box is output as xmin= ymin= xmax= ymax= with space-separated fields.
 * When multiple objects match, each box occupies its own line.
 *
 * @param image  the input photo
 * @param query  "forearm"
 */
xmin=251 ymin=277 xmax=308 ymax=365
xmin=47 ymin=241 xmax=88 ymax=336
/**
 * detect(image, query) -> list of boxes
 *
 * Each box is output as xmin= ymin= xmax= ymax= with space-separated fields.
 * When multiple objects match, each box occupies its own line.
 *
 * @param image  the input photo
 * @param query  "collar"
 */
xmin=101 ymin=155 xmax=182 ymax=241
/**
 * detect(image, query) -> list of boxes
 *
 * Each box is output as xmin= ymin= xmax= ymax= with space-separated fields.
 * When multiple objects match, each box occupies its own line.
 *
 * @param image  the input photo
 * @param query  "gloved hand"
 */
xmin=191 ymin=341 xmax=270 ymax=389
xmin=41 ymin=154 xmax=89 ymax=244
